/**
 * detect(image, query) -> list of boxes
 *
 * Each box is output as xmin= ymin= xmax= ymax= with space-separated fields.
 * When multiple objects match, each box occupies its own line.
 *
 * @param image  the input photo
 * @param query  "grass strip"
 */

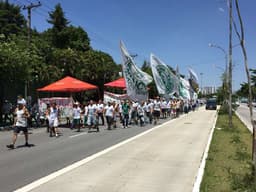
xmin=200 ymin=111 xmax=256 ymax=192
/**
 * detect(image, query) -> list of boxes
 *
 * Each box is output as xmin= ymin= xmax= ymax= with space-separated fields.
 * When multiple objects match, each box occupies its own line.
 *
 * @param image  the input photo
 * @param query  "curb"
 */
xmin=192 ymin=109 xmax=218 ymax=192
xmin=235 ymin=110 xmax=253 ymax=133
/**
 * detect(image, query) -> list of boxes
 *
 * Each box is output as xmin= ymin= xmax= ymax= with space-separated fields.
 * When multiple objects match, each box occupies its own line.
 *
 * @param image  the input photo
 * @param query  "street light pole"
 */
xmin=209 ymin=43 xmax=229 ymax=105
xmin=208 ymin=43 xmax=228 ymax=78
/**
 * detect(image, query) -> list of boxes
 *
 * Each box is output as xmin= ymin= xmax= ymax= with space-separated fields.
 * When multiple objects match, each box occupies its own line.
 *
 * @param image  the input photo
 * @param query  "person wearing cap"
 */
xmin=17 ymin=95 xmax=26 ymax=106
xmin=6 ymin=101 xmax=30 ymax=149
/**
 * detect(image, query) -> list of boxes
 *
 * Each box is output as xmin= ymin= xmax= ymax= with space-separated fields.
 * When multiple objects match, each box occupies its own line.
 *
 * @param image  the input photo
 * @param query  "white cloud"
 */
xmin=218 ymin=7 xmax=225 ymax=12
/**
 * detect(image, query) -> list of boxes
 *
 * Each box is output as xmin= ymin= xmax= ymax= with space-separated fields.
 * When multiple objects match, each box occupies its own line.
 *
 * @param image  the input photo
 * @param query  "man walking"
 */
xmin=6 ymin=100 xmax=30 ymax=149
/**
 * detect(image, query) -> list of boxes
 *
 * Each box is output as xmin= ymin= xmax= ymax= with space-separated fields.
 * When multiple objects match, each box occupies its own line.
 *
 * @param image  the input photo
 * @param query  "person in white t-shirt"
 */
xmin=87 ymin=100 xmax=97 ymax=131
xmin=153 ymin=97 xmax=161 ymax=125
xmin=47 ymin=102 xmax=60 ymax=137
xmin=72 ymin=102 xmax=82 ymax=132
xmin=6 ymin=101 xmax=30 ymax=149
xmin=104 ymin=102 xmax=115 ymax=130
xmin=96 ymin=100 xmax=104 ymax=126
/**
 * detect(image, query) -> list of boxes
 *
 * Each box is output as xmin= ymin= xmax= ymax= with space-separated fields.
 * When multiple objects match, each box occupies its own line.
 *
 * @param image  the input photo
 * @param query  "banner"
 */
xmin=188 ymin=68 xmax=199 ymax=93
xmin=38 ymin=97 xmax=74 ymax=121
xmin=120 ymin=41 xmax=152 ymax=101
xmin=179 ymin=77 xmax=191 ymax=100
xmin=103 ymin=91 xmax=129 ymax=104
xmin=150 ymin=53 xmax=179 ymax=98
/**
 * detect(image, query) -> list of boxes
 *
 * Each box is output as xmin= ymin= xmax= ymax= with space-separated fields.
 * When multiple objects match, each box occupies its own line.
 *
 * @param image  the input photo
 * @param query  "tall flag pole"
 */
xmin=120 ymin=41 xmax=152 ymax=101
xmin=150 ymin=53 xmax=179 ymax=98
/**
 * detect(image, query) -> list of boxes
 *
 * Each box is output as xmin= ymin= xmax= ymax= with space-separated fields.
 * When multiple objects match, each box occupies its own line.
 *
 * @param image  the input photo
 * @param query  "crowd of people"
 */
xmin=6 ymin=95 xmax=199 ymax=149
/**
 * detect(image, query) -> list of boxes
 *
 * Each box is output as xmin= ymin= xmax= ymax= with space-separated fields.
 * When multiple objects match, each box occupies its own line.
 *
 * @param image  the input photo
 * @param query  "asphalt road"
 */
xmin=236 ymin=103 xmax=256 ymax=132
xmin=26 ymin=107 xmax=217 ymax=192
xmin=0 ymin=117 xmax=171 ymax=192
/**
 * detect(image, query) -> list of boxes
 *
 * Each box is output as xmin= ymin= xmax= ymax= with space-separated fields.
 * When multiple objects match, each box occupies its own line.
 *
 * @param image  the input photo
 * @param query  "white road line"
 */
xmin=192 ymin=110 xmax=218 ymax=192
xmin=69 ymin=132 xmax=88 ymax=138
xmin=14 ymin=115 xmax=185 ymax=192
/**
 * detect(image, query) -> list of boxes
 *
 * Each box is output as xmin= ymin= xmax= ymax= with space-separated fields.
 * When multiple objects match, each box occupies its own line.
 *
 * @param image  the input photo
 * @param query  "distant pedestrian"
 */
xmin=47 ymin=102 xmax=60 ymax=137
xmin=122 ymin=100 xmax=130 ymax=128
xmin=72 ymin=102 xmax=82 ymax=132
xmin=87 ymin=100 xmax=97 ymax=131
xmin=6 ymin=100 xmax=30 ymax=149
xmin=104 ymin=102 xmax=115 ymax=130
xmin=97 ymin=100 xmax=105 ymax=126
xmin=153 ymin=97 xmax=161 ymax=125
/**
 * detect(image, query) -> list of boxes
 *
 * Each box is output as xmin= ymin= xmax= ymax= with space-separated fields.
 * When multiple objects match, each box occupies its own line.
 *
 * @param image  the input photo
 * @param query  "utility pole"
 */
xmin=228 ymin=0 xmax=233 ymax=128
xmin=22 ymin=1 xmax=41 ymax=99
xmin=23 ymin=1 xmax=42 ymax=46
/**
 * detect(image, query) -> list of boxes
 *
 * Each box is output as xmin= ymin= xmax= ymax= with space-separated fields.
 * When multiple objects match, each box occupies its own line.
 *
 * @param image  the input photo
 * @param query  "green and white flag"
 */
xmin=150 ymin=53 xmax=179 ymax=98
xmin=179 ymin=77 xmax=191 ymax=100
xmin=120 ymin=41 xmax=152 ymax=101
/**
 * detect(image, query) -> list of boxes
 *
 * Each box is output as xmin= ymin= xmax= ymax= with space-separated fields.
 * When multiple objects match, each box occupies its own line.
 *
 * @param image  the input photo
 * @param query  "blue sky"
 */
xmin=12 ymin=0 xmax=256 ymax=91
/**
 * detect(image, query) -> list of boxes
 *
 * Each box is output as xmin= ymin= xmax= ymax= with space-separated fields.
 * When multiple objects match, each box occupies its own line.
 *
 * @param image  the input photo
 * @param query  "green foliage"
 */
xmin=0 ymin=1 xmax=122 ymax=120
xmin=0 ymin=1 xmax=26 ymax=37
xmin=237 ymin=69 xmax=256 ymax=100
xmin=141 ymin=60 xmax=158 ymax=97
xmin=47 ymin=3 xmax=69 ymax=32
xmin=200 ymin=113 xmax=256 ymax=192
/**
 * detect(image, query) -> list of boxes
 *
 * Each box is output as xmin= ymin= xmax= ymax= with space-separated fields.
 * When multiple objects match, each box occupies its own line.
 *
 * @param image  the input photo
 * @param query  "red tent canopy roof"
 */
xmin=104 ymin=77 xmax=126 ymax=89
xmin=37 ymin=76 xmax=98 ymax=92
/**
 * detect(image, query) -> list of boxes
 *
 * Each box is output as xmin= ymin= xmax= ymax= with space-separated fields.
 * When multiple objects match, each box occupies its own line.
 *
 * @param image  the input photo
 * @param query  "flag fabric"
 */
xmin=179 ymin=77 xmax=191 ymax=100
xmin=188 ymin=68 xmax=199 ymax=93
xmin=120 ymin=41 xmax=152 ymax=101
xmin=150 ymin=53 xmax=179 ymax=98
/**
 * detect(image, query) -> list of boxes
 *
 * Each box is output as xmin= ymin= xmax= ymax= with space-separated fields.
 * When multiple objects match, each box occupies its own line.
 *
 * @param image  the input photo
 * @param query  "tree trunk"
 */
xmin=234 ymin=0 xmax=256 ymax=170
xmin=228 ymin=0 xmax=233 ymax=128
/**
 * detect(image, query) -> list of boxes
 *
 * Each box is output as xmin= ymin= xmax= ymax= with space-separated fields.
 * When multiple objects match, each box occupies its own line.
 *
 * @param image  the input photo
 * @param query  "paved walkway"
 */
xmin=16 ymin=108 xmax=217 ymax=192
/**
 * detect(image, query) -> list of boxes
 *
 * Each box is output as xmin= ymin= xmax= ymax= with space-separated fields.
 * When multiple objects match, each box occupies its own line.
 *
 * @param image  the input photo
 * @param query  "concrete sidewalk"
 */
xmin=16 ymin=108 xmax=217 ymax=192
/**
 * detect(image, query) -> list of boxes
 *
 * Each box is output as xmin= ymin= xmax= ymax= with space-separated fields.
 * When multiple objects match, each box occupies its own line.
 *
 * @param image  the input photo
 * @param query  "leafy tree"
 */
xmin=250 ymin=69 xmax=256 ymax=86
xmin=0 ymin=0 xmax=26 ymax=37
xmin=47 ymin=3 xmax=69 ymax=32
xmin=82 ymin=50 xmax=120 ymax=97
xmin=141 ymin=60 xmax=158 ymax=98
xmin=46 ymin=3 xmax=70 ymax=48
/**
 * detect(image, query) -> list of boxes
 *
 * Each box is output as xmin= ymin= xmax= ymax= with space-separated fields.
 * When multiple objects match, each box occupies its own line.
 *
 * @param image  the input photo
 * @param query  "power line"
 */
xmin=22 ymin=1 xmax=41 ymax=45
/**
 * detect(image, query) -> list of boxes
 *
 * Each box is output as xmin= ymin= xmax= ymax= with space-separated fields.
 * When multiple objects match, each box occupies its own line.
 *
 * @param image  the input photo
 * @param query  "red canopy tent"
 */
xmin=37 ymin=76 xmax=98 ymax=92
xmin=104 ymin=77 xmax=126 ymax=89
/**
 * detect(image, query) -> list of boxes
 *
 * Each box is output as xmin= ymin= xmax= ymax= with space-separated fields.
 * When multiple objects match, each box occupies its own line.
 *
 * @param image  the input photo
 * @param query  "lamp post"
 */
xmin=209 ymin=43 xmax=229 ymax=104
xmin=209 ymin=43 xmax=228 ymax=78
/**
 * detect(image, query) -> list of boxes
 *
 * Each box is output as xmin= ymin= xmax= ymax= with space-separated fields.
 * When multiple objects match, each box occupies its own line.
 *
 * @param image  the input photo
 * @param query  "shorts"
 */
xmin=73 ymin=118 xmax=80 ymax=126
xmin=153 ymin=110 xmax=160 ymax=118
xmin=49 ymin=118 xmax=59 ymax=127
xmin=14 ymin=126 xmax=28 ymax=134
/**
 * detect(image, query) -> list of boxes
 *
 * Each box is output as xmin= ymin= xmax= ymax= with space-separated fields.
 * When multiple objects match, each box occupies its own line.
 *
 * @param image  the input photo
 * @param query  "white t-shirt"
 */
xmin=105 ymin=105 xmax=114 ymax=117
xmin=73 ymin=107 xmax=81 ymax=119
xmin=87 ymin=104 xmax=97 ymax=116
xmin=49 ymin=107 xmax=58 ymax=121
xmin=97 ymin=103 xmax=104 ymax=113
xmin=15 ymin=108 xmax=27 ymax=127
xmin=154 ymin=100 xmax=161 ymax=111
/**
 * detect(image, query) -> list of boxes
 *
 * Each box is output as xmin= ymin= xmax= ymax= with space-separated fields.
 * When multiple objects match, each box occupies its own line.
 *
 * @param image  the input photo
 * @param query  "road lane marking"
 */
xmin=69 ymin=132 xmax=88 ymax=138
xmin=193 ymin=110 xmax=218 ymax=192
xmin=13 ymin=114 xmax=187 ymax=192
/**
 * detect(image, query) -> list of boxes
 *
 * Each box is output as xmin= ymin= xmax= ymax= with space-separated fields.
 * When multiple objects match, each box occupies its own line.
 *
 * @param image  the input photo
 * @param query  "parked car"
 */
xmin=205 ymin=98 xmax=217 ymax=110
